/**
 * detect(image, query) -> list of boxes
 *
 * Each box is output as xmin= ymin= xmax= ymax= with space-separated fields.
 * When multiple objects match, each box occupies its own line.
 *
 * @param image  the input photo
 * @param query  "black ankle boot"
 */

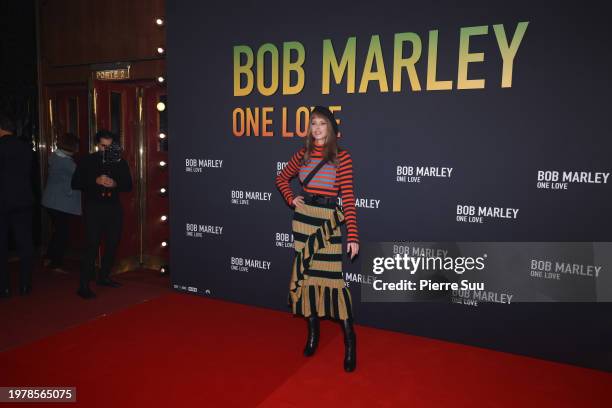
xmin=342 ymin=319 xmax=356 ymax=372
xmin=303 ymin=315 xmax=320 ymax=357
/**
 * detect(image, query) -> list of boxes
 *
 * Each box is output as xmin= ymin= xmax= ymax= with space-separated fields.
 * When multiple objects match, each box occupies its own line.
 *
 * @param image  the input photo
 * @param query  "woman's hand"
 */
xmin=292 ymin=195 xmax=305 ymax=209
xmin=347 ymin=242 xmax=359 ymax=260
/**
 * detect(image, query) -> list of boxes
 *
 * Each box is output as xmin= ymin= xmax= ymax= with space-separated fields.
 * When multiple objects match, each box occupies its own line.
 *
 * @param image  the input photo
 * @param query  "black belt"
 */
xmin=302 ymin=191 xmax=338 ymax=207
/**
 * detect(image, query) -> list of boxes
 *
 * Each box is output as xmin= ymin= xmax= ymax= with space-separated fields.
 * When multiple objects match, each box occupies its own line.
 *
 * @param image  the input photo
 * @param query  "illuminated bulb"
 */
xmin=161 ymin=241 xmax=168 ymax=247
xmin=155 ymin=18 xmax=164 ymax=26
xmin=161 ymin=215 xmax=167 ymax=221
xmin=159 ymin=161 xmax=166 ymax=167
xmin=159 ymin=132 xmax=166 ymax=139
xmin=156 ymin=102 xmax=166 ymax=111
xmin=157 ymin=47 xmax=165 ymax=54
xmin=157 ymin=76 xmax=165 ymax=83
xmin=160 ymin=187 xmax=167 ymax=194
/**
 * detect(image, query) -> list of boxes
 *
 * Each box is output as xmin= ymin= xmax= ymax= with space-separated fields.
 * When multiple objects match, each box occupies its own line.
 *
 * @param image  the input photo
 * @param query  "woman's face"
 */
xmin=310 ymin=114 xmax=328 ymax=145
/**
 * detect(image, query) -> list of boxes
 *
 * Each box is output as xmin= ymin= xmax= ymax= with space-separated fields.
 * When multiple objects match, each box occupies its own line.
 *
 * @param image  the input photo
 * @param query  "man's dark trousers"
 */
xmin=81 ymin=202 xmax=122 ymax=287
xmin=0 ymin=208 xmax=33 ymax=290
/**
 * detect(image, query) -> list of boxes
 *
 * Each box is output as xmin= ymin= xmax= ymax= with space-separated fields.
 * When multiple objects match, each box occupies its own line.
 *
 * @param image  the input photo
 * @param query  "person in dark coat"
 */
xmin=0 ymin=112 xmax=34 ymax=297
xmin=42 ymin=133 xmax=81 ymax=272
xmin=71 ymin=130 xmax=132 ymax=299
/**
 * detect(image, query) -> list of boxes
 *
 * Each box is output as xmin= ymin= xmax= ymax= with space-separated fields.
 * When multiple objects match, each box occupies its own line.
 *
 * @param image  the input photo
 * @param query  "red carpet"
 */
xmin=1 ymin=292 xmax=611 ymax=407
xmin=0 ymin=260 xmax=172 ymax=351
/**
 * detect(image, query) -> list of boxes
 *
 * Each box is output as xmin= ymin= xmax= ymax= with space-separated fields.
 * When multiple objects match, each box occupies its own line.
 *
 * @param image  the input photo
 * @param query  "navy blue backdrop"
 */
xmin=167 ymin=0 xmax=612 ymax=371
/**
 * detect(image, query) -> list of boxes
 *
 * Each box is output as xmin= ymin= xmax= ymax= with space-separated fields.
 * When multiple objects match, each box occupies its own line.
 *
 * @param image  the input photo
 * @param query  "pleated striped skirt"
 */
xmin=288 ymin=201 xmax=353 ymax=321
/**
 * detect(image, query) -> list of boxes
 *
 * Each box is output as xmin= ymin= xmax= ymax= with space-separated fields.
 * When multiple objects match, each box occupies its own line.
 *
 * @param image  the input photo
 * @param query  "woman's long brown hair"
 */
xmin=302 ymin=112 xmax=340 ymax=165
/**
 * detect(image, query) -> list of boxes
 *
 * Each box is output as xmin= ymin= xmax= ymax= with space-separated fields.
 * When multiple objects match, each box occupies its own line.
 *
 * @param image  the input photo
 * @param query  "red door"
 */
xmin=45 ymin=85 xmax=89 ymax=156
xmin=44 ymin=85 xmax=90 ymax=253
xmin=92 ymin=79 xmax=169 ymax=272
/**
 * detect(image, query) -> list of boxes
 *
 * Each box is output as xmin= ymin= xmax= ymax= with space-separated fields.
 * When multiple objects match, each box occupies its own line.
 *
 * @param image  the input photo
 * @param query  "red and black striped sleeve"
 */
xmin=275 ymin=147 xmax=305 ymax=207
xmin=337 ymin=150 xmax=359 ymax=243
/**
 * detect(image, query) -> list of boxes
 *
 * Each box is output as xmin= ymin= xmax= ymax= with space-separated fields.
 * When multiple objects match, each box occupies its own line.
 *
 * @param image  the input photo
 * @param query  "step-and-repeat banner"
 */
xmin=167 ymin=0 xmax=612 ymax=370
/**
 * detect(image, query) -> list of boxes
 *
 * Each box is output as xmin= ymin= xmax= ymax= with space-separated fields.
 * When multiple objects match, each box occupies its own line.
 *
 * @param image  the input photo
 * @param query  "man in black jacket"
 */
xmin=0 ymin=113 xmax=34 ymax=297
xmin=71 ymin=130 xmax=132 ymax=299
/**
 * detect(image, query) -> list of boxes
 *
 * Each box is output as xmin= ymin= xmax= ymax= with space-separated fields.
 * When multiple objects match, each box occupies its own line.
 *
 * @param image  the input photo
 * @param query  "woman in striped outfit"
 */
xmin=275 ymin=105 xmax=359 ymax=372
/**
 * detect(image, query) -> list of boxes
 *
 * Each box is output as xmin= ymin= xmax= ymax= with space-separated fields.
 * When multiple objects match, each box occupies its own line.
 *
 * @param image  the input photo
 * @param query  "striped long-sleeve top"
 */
xmin=275 ymin=144 xmax=359 ymax=243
